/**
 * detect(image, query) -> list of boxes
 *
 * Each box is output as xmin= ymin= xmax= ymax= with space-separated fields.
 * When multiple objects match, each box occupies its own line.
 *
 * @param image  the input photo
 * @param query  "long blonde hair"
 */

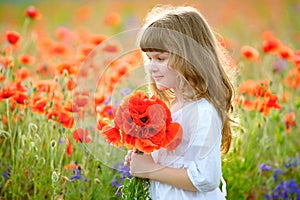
xmin=138 ymin=5 xmax=235 ymax=154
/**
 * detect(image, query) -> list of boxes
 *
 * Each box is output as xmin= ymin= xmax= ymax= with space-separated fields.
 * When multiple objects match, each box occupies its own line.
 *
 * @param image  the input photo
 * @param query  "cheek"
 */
xmin=167 ymin=70 xmax=178 ymax=82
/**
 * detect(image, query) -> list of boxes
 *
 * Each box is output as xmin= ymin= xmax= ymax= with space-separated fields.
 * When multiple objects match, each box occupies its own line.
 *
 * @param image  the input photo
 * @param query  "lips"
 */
xmin=152 ymin=75 xmax=163 ymax=81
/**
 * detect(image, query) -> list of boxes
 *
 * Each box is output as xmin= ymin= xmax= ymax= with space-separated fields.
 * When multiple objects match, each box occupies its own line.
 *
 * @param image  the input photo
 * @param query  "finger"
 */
xmin=125 ymin=150 xmax=132 ymax=160
xmin=124 ymin=155 xmax=131 ymax=164
xmin=126 ymin=150 xmax=133 ymax=159
xmin=124 ymin=161 xmax=129 ymax=166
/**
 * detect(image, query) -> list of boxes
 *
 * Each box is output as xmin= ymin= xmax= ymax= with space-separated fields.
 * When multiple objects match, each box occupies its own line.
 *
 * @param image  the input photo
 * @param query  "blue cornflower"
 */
xmin=272 ymin=168 xmax=284 ymax=183
xmin=110 ymin=177 xmax=117 ymax=187
xmin=2 ymin=171 xmax=9 ymax=179
xmin=115 ymin=163 xmax=132 ymax=179
xmin=120 ymin=88 xmax=131 ymax=97
xmin=58 ymin=137 xmax=66 ymax=144
xmin=1 ymin=163 xmax=11 ymax=180
xmin=265 ymin=179 xmax=300 ymax=199
xmin=104 ymin=96 xmax=111 ymax=105
xmin=70 ymin=168 xmax=88 ymax=182
xmin=258 ymin=163 xmax=272 ymax=172
xmin=284 ymin=155 xmax=300 ymax=169
xmin=286 ymin=179 xmax=300 ymax=195
xmin=110 ymin=163 xmax=132 ymax=196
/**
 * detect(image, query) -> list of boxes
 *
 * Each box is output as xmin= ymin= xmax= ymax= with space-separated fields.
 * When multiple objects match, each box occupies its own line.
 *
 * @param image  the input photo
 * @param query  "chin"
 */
xmin=156 ymin=84 xmax=169 ymax=90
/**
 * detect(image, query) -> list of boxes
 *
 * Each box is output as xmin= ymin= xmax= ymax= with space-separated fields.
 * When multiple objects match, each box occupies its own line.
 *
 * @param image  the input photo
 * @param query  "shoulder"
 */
xmin=173 ymin=98 xmax=221 ymax=125
xmin=195 ymin=98 xmax=215 ymax=110
xmin=186 ymin=98 xmax=219 ymax=117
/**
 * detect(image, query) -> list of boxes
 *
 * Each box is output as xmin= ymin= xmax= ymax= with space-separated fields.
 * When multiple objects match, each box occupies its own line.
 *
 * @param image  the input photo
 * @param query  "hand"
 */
xmin=129 ymin=152 xmax=160 ymax=179
xmin=124 ymin=148 xmax=136 ymax=167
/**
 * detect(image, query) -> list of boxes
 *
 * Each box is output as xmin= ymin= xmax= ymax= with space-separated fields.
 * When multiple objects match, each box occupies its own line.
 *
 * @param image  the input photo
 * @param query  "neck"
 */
xmin=171 ymin=91 xmax=189 ymax=113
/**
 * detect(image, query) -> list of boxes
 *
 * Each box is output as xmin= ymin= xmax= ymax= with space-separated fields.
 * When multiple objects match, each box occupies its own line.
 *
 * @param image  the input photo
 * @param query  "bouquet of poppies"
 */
xmin=99 ymin=90 xmax=182 ymax=199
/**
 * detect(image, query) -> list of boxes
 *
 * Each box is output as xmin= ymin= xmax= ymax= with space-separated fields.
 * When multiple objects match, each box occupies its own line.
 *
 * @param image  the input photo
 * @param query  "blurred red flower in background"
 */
xmin=73 ymin=128 xmax=92 ymax=143
xmin=25 ymin=5 xmax=42 ymax=20
xmin=5 ymin=31 xmax=21 ymax=45
xmin=104 ymin=12 xmax=121 ymax=26
xmin=284 ymin=112 xmax=296 ymax=133
xmin=240 ymin=45 xmax=260 ymax=61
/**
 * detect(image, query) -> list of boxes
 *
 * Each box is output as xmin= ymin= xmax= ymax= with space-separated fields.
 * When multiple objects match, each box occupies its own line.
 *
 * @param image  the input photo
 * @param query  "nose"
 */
xmin=146 ymin=62 xmax=159 ymax=73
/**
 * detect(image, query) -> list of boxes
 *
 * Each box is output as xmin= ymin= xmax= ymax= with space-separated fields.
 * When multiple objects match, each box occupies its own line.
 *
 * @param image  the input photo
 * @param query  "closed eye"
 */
xmin=157 ymin=57 xmax=165 ymax=61
xmin=145 ymin=52 xmax=169 ymax=62
xmin=146 ymin=55 xmax=152 ymax=61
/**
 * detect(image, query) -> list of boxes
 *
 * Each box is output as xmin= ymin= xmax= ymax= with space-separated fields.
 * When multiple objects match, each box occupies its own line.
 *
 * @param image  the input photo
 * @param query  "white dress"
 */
xmin=150 ymin=98 xmax=226 ymax=200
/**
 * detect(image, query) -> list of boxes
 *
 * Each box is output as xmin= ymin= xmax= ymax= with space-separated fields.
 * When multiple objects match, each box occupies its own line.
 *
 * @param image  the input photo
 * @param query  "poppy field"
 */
xmin=0 ymin=0 xmax=299 ymax=199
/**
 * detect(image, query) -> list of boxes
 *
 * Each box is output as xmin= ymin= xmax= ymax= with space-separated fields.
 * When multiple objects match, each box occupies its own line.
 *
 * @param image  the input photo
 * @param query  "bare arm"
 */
xmin=148 ymin=164 xmax=198 ymax=192
xmin=128 ymin=153 xmax=198 ymax=192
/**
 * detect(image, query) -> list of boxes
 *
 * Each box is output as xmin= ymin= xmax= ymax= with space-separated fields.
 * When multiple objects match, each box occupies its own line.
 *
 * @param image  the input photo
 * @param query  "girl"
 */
xmin=124 ymin=5 xmax=235 ymax=200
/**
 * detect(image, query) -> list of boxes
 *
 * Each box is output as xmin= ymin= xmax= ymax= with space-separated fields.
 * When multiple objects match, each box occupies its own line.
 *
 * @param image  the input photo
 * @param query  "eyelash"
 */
xmin=147 ymin=57 xmax=165 ymax=61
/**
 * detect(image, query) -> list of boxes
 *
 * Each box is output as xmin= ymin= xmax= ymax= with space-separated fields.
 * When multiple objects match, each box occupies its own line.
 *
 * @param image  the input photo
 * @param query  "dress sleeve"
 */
xmin=184 ymin=105 xmax=223 ymax=193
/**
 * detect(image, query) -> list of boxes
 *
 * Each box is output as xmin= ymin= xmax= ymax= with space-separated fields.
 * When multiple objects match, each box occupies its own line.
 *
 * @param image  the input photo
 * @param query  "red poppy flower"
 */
xmin=254 ymin=79 xmax=270 ymax=97
xmin=102 ymin=44 xmax=120 ymax=53
xmin=240 ymin=45 xmax=259 ymax=61
xmin=261 ymin=31 xmax=281 ymax=53
xmin=278 ymin=46 xmax=294 ymax=60
xmin=56 ymin=63 xmax=77 ymax=76
xmin=94 ymin=93 xmax=105 ymax=105
xmin=0 ymin=85 xmax=15 ymax=100
xmin=16 ymin=67 xmax=30 ymax=81
xmin=66 ymin=138 xmax=73 ymax=156
xmin=67 ymin=79 xmax=76 ymax=91
xmin=122 ymin=134 xmax=136 ymax=149
xmin=97 ymin=118 xmax=108 ymax=130
xmin=2 ymin=116 xmax=8 ymax=125
xmin=76 ymin=44 xmax=94 ymax=62
xmin=102 ymin=91 xmax=182 ymax=153
xmin=5 ymin=31 xmax=21 ymax=45
xmin=284 ymin=112 xmax=296 ymax=133
xmin=135 ymin=138 xmax=158 ymax=153
xmin=90 ymin=34 xmax=108 ymax=46
xmin=18 ymin=54 xmax=35 ymax=65
xmin=0 ymin=74 xmax=5 ymax=82
xmin=241 ymin=99 xmax=255 ymax=111
xmin=64 ymin=163 xmax=78 ymax=170
xmin=73 ymin=128 xmax=92 ymax=143
xmin=63 ymin=100 xmax=80 ymax=113
xmin=262 ymin=39 xmax=280 ymax=53
xmin=12 ymin=92 xmax=29 ymax=105
xmin=57 ymin=111 xmax=74 ymax=129
xmin=238 ymin=79 xmax=282 ymax=116
xmin=163 ymin=123 xmax=183 ymax=151
xmin=25 ymin=5 xmax=42 ymax=20
xmin=51 ymin=42 xmax=68 ymax=56
xmin=238 ymin=80 xmax=257 ymax=96
xmin=102 ymin=125 xmax=122 ymax=147
xmin=32 ymin=98 xmax=48 ymax=114
xmin=35 ymin=80 xmax=60 ymax=93
xmin=0 ymin=56 xmax=13 ymax=68
xmin=73 ymin=93 xmax=90 ymax=108
xmin=15 ymin=81 xmax=27 ymax=93
xmin=47 ymin=110 xmax=60 ymax=120
xmin=284 ymin=68 xmax=300 ymax=89
xmin=99 ymin=105 xmax=114 ymax=120
xmin=104 ymin=12 xmax=121 ymax=26
xmin=55 ymin=26 xmax=73 ymax=42
xmin=294 ymin=51 xmax=300 ymax=71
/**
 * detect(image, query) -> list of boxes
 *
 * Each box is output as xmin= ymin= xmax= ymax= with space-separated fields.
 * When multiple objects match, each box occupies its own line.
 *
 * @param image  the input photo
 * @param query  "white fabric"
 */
xmin=150 ymin=98 xmax=226 ymax=200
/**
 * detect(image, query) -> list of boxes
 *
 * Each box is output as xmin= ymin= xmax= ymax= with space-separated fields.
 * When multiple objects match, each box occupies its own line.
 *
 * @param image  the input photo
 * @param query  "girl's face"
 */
xmin=145 ymin=51 xmax=178 ymax=90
